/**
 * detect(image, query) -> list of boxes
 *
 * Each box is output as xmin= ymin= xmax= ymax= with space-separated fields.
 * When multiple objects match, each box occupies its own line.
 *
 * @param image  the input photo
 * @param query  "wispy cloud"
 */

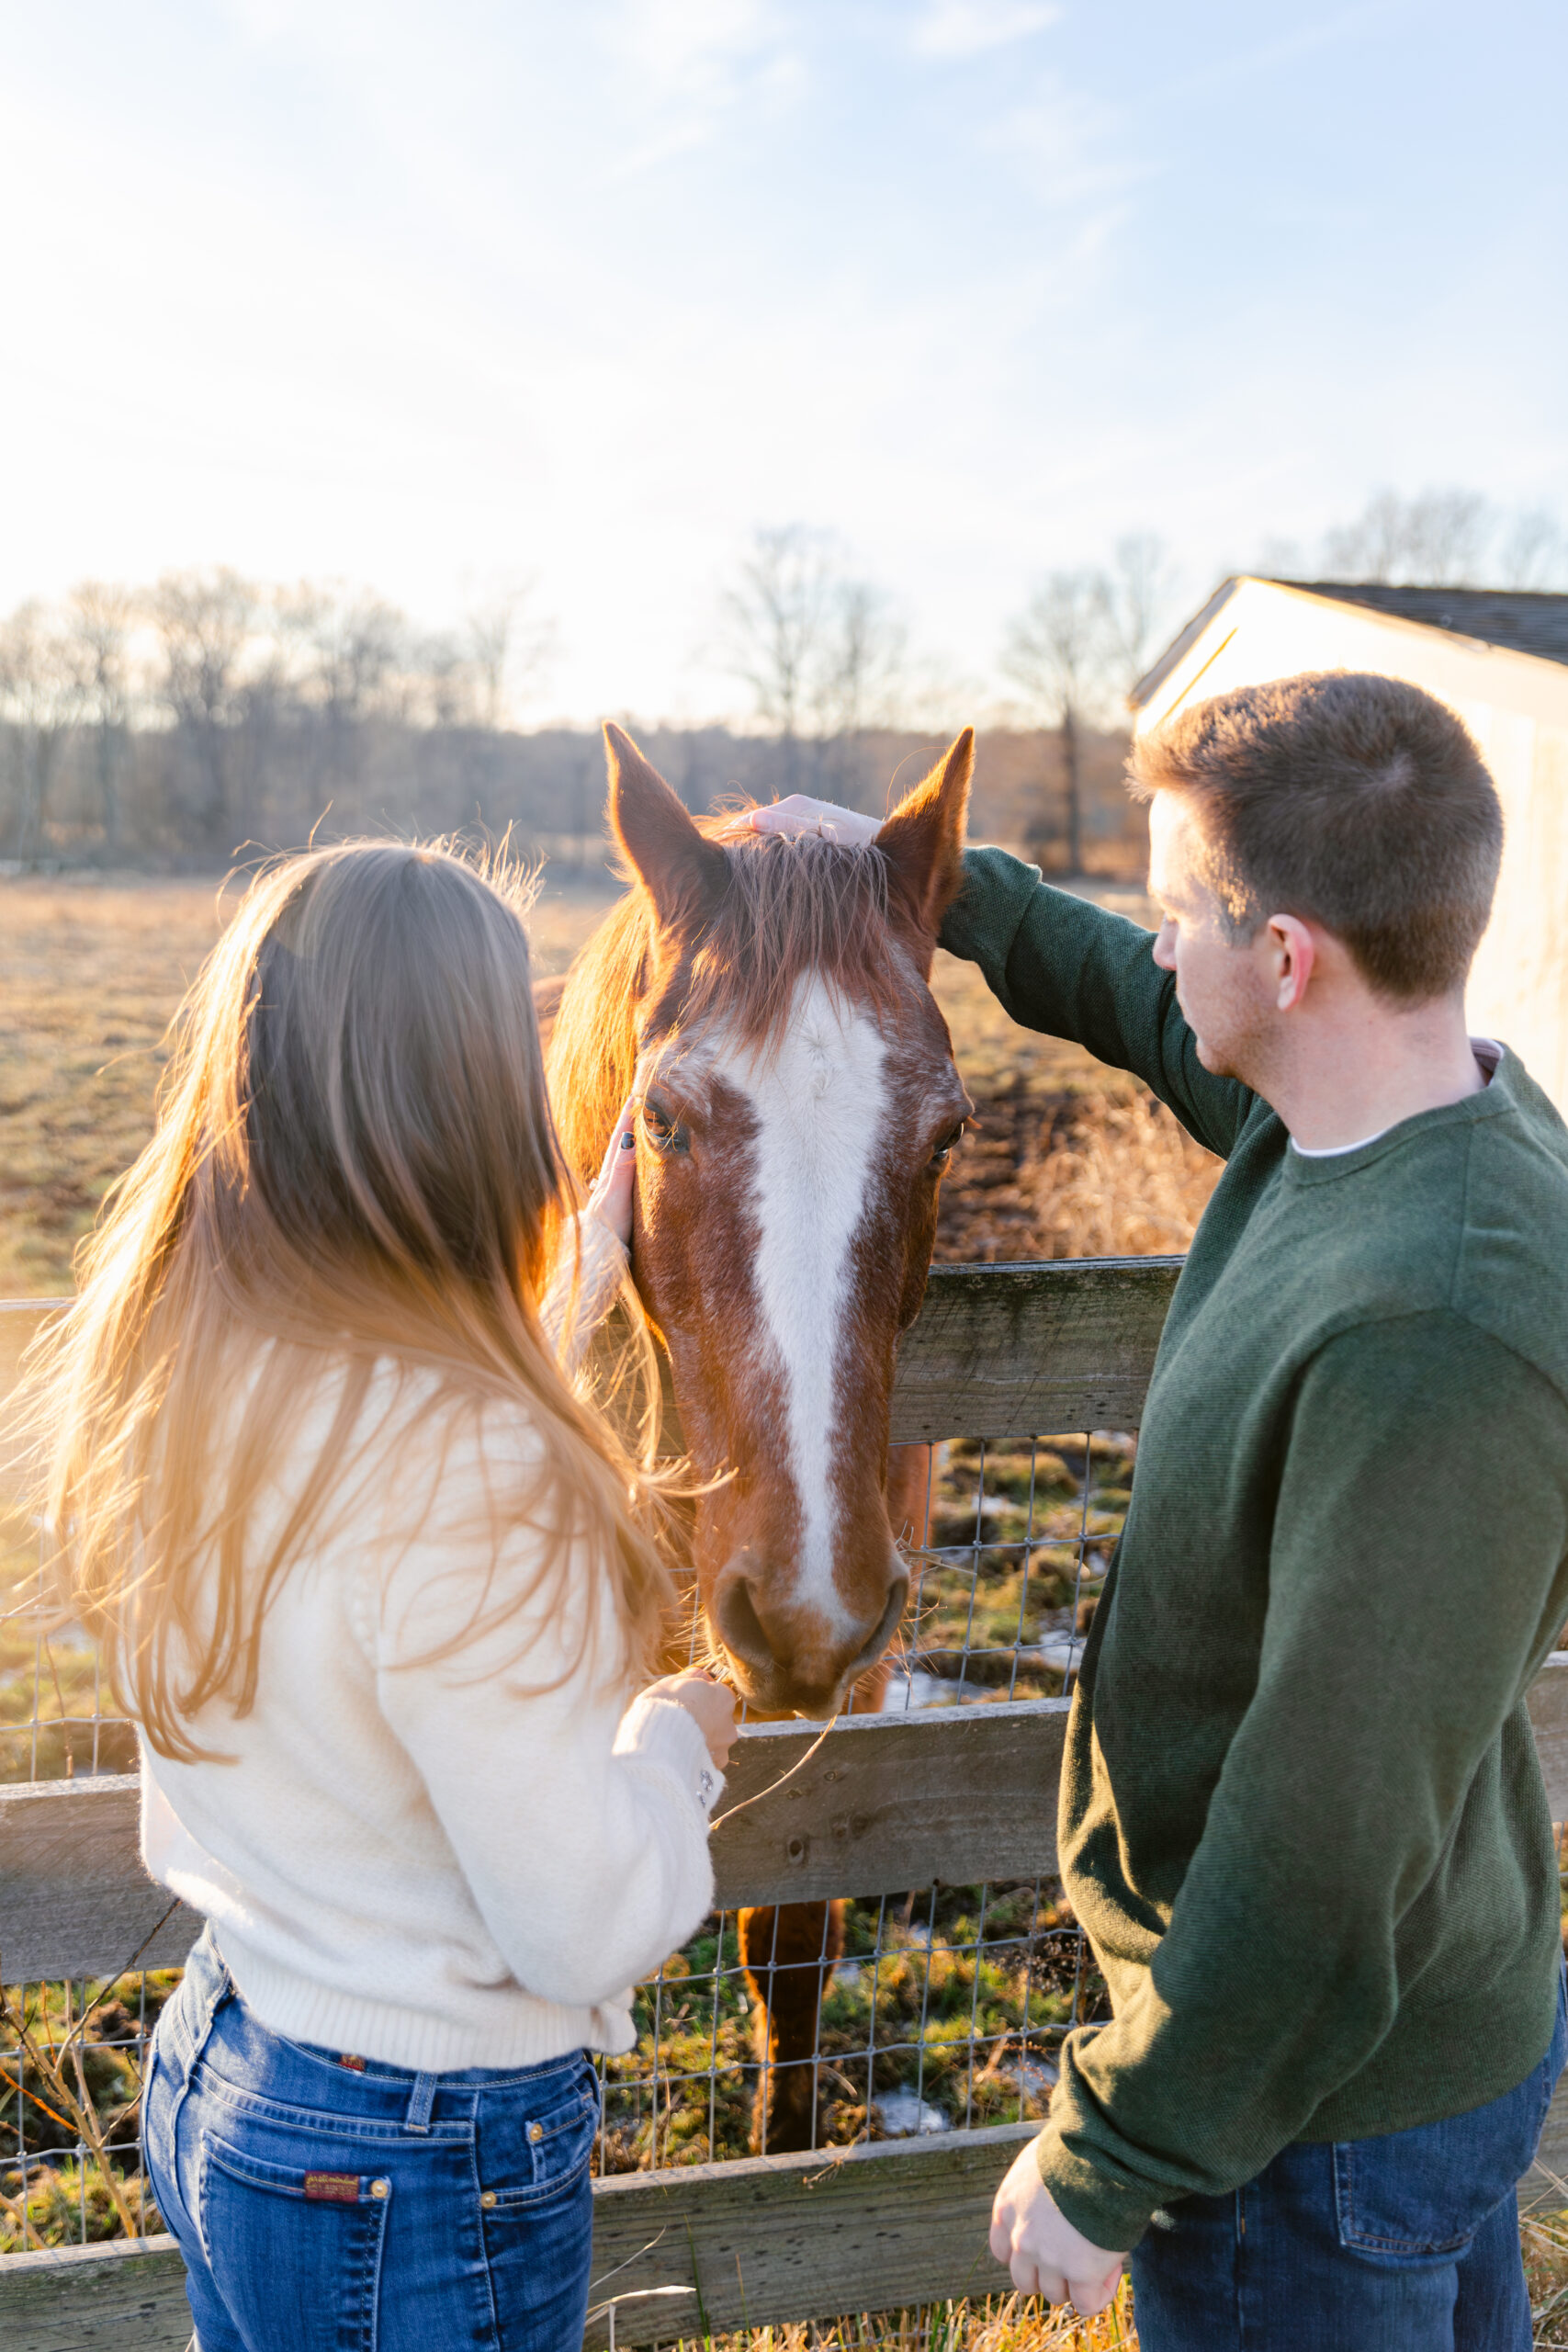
xmin=911 ymin=0 xmax=1062 ymax=62
xmin=609 ymin=0 xmax=802 ymax=173
xmin=988 ymin=70 xmax=1140 ymax=210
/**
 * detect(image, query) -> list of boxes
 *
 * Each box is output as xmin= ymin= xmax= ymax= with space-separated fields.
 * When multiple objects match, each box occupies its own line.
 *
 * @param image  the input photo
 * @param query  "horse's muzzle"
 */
xmin=712 ymin=1560 xmax=908 ymax=1716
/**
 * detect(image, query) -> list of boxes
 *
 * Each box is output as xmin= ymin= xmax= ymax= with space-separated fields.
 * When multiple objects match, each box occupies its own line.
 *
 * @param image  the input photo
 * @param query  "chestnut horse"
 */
xmin=546 ymin=721 xmax=973 ymax=2151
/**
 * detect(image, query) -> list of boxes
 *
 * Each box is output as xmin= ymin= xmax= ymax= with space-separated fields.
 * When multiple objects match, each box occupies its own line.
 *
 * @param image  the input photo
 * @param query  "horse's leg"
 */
xmin=886 ymin=1441 xmax=938 ymax=1552
xmin=738 ymin=1898 xmax=844 ymax=2153
xmin=738 ymin=1448 xmax=935 ymax=2153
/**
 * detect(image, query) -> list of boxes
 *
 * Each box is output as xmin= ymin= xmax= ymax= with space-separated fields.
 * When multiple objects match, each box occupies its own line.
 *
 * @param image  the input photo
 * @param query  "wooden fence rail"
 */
xmin=6 ymin=1258 xmax=1568 ymax=2346
xmin=11 ymin=1675 xmax=1568 ymax=1983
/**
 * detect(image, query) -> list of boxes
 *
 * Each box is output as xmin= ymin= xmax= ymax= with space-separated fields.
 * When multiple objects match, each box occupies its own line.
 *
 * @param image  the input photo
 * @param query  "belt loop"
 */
xmin=405 ymin=2073 xmax=438 ymax=2133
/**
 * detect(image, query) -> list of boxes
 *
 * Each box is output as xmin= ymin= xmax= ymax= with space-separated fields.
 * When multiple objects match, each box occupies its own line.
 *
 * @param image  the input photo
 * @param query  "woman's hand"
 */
xmin=988 ymin=2137 xmax=1126 ymax=2313
xmin=642 ymin=1668 xmax=738 ymax=1770
xmin=718 ymin=796 xmax=882 ymax=849
xmin=585 ymin=1094 xmax=638 ymax=1250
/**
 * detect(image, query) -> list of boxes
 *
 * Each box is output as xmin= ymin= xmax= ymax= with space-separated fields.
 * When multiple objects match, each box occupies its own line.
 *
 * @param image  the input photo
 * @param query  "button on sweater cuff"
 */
xmin=615 ymin=1693 xmax=726 ymax=1818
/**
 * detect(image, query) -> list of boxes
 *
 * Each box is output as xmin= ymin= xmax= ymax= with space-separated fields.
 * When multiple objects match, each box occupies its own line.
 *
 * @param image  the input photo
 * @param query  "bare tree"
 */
xmin=64 ymin=582 xmax=136 ymax=852
xmin=1286 ymin=488 xmax=1568 ymax=591
xmin=463 ymin=578 xmax=557 ymax=729
xmin=276 ymin=583 xmax=406 ymax=727
xmin=0 ymin=602 xmax=85 ymax=861
xmin=150 ymin=569 xmax=259 ymax=840
xmin=411 ymin=632 xmax=482 ymax=730
xmin=1002 ymin=570 xmax=1115 ymax=874
xmin=270 ymin=582 xmax=408 ymax=822
xmin=1321 ymin=489 xmax=1493 ymax=585
xmin=1497 ymin=508 xmax=1568 ymax=590
xmin=721 ymin=525 xmax=837 ymax=768
xmin=1101 ymin=534 xmax=1180 ymax=696
xmin=817 ymin=580 xmax=908 ymax=741
xmin=718 ymin=526 xmax=906 ymax=791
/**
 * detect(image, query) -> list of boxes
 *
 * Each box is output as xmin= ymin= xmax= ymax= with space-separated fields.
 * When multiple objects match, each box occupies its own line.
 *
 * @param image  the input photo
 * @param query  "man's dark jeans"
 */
xmin=1130 ymin=1970 xmax=1568 ymax=2350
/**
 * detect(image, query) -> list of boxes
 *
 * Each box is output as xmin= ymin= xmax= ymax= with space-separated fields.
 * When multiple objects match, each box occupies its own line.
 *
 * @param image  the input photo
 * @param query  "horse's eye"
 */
xmin=642 ymin=1102 xmax=687 ymax=1154
xmin=930 ymin=1123 xmax=965 ymax=1168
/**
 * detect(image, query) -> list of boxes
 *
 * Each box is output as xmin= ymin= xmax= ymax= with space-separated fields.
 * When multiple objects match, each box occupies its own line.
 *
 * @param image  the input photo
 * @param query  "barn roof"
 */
xmin=1269 ymin=582 xmax=1568 ymax=669
xmin=1129 ymin=578 xmax=1568 ymax=714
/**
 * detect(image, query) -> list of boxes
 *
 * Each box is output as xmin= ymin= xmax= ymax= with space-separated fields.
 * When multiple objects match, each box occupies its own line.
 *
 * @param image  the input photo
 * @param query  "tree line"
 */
xmin=1 ymin=487 xmax=1561 ymax=873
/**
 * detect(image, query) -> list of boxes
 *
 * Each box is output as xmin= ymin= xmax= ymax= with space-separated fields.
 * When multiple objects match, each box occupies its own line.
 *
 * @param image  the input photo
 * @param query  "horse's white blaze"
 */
xmin=716 ymin=978 xmax=888 ymax=1636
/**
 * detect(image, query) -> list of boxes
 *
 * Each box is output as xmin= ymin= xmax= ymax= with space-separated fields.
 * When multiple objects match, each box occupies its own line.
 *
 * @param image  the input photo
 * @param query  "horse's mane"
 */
xmin=546 ymin=821 xmax=908 ymax=1187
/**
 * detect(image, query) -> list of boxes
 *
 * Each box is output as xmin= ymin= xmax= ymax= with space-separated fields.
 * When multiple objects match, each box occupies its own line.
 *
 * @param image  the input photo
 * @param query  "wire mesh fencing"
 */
xmin=0 ymin=1295 xmax=1134 ymax=2249
xmin=597 ymin=1428 xmax=1134 ymax=2174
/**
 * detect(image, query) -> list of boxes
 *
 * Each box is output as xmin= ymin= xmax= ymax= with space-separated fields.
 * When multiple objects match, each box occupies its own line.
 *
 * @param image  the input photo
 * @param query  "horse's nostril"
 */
xmin=849 ymin=1571 xmax=908 ymax=1677
xmin=714 ymin=1563 xmax=909 ymax=1694
xmin=714 ymin=1575 xmax=780 ymax=1674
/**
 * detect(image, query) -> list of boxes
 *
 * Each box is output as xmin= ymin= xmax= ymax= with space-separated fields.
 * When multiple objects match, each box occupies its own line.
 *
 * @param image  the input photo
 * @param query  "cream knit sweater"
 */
xmin=140 ymin=1218 xmax=719 ymax=2071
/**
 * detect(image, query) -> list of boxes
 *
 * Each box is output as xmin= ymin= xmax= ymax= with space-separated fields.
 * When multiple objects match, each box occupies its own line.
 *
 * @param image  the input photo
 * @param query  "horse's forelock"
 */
xmin=682 ymin=830 xmax=908 ymax=1048
xmin=546 ymin=827 xmax=919 ymax=1182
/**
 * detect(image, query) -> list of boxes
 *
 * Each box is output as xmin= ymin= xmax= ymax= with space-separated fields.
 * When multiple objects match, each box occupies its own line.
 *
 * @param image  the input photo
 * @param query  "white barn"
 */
xmin=1130 ymin=580 xmax=1568 ymax=1114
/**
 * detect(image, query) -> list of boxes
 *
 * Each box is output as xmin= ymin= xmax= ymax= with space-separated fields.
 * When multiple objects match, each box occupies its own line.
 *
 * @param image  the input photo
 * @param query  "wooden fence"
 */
xmin=4 ymin=1255 xmax=1567 ymax=2347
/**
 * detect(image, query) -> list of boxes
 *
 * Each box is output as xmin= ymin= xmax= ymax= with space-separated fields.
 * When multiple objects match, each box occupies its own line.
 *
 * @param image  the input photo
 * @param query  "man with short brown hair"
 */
xmin=1129 ymin=668 xmax=1505 ymax=999
xmin=750 ymin=670 xmax=1568 ymax=2350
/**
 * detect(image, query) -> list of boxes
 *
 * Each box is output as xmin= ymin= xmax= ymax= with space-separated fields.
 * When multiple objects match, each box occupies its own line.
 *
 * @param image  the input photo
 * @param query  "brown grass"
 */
xmin=652 ymin=2290 xmax=1138 ymax=2349
xmin=1526 ymin=2199 xmax=1568 ymax=2347
xmin=0 ymin=873 xmax=606 ymax=1299
xmin=0 ymin=874 xmax=1215 ymax=1304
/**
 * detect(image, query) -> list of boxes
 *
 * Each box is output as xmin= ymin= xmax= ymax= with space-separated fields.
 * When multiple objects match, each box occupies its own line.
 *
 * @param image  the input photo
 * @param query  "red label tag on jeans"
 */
xmin=304 ymin=2172 xmax=360 ymax=2203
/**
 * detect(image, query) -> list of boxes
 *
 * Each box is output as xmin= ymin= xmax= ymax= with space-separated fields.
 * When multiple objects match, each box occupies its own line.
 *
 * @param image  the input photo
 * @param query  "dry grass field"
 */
xmin=0 ymin=873 xmax=615 ymax=1301
xmin=662 ymin=2291 xmax=1141 ymax=2349
xmin=0 ymin=870 xmax=1218 ymax=1307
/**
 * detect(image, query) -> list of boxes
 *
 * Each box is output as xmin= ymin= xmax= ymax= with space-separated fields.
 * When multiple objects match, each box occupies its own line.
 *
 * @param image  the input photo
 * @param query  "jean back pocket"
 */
xmin=1335 ymin=2050 xmax=1556 ymax=2262
xmin=201 ymin=2130 xmax=391 ymax=2349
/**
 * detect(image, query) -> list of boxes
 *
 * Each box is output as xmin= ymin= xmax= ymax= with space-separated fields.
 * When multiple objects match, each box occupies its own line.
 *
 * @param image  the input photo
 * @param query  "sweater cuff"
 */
xmin=540 ymin=1214 xmax=629 ymax=1375
xmin=937 ymin=845 xmax=1043 ymax=965
xmin=615 ymin=1693 xmax=726 ymax=1818
xmin=1032 ymin=2120 xmax=1156 ymax=2255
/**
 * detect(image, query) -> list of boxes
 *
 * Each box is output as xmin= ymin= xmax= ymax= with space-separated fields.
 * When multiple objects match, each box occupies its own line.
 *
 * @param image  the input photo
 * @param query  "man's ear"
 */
xmin=876 ymin=729 xmax=973 ymax=951
xmin=1267 ymin=913 xmax=1317 ymax=1012
xmin=605 ymin=723 xmax=730 ymax=932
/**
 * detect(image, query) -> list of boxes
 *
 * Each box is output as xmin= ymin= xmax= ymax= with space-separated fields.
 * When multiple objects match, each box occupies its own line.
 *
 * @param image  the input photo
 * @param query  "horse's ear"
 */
xmin=876 ymin=728 xmax=973 ymax=943
xmin=604 ymin=722 xmax=729 ymax=932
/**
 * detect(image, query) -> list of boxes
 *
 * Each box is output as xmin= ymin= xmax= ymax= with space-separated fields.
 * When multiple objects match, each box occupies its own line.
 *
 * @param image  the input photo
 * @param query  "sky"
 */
xmin=1 ymin=0 xmax=1564 ymax=723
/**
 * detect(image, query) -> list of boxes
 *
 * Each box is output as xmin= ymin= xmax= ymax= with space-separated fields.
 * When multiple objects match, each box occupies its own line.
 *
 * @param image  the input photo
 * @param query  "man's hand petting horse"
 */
xmin=723 ymin=796 xmax=882 ymax=848
xmin=988 ymin=2138 xmax=1126 ymax=2315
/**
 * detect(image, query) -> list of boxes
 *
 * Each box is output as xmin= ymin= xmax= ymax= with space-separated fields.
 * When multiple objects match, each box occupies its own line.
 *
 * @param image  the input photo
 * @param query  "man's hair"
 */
xmin=1129 ymin=671 xmax=1503 ymax=1000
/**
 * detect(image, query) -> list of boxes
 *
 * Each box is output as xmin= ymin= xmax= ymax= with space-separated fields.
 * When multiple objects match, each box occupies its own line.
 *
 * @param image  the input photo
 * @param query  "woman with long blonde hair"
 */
xmin=27 ymin=842 xmax=733 ymax=2352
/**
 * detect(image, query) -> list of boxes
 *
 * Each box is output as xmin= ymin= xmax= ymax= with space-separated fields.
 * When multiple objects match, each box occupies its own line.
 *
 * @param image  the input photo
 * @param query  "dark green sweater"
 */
xmin=941 ymin=849 xmax=1568 ymax=2252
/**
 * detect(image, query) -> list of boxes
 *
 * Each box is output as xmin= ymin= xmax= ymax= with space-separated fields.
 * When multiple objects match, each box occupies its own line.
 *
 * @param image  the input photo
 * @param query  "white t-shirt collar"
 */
xmin=1289 ymin=1040 xmax=1503 ymax=1159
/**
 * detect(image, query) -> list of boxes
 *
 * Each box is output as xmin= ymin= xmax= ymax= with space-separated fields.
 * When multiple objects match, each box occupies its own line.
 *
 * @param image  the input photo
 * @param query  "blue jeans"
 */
xmin=143 ymin=1929 xmax=599 ymax=2352
xmin=1130 ymin=1970 xmax=1568 ymax=2350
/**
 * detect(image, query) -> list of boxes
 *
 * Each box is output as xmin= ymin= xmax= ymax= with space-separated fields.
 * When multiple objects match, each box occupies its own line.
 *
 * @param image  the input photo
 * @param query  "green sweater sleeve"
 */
xmin=939 ymin=846 xmax=1254 ymax=1159
xmin=1034 ymin=1309 xmax=1568 ymax=2250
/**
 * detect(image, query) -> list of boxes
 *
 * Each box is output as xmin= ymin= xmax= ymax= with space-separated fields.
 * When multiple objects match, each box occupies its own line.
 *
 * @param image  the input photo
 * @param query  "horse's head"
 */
xmin=548 ymin=726 xmax=973 ymax=1715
